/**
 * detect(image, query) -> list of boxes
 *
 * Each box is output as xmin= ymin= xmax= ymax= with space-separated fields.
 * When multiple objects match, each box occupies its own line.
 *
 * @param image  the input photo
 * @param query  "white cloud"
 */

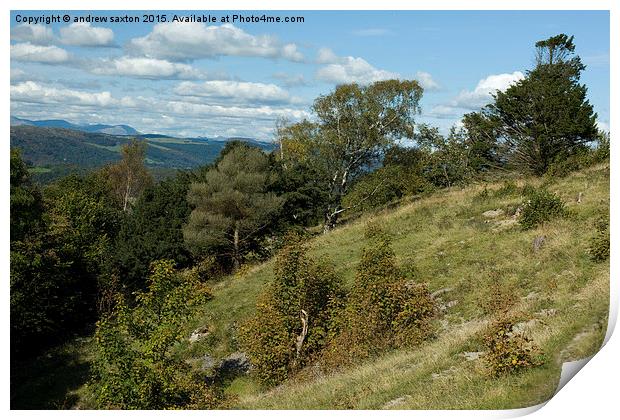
xmin=11 ymin=81 xmax=310 ymax=139
xmin=415 ymin=71 xmax=440 ymax=91
xmin=273 ymin=72 xmax=307 ymax=87
xmin=315 ymin=47 xmax=399 ymax=84
xmin=173 ymin=80 xmax=293 ymax=105
xmin=11 ymin=81 xmax=123 ymax=107
xmin=11 ymin=24 xmax=55 ymax=45
xmin=316 ymin=57 xmax=399 ymax=84
xmin=59 ymin=23 xmax=114 ymax=47
xmin=127 ymin=22 xmax=303 ymax=62
xmin=11 ymin=42 xmax=71 ymax=64
xmin=452 ymin=71 xmax=524 ymax=110
xmin=90 ymin=57 xmax=202 ymax=79
xmin=316 ymin=47 xmax=340 ymax=64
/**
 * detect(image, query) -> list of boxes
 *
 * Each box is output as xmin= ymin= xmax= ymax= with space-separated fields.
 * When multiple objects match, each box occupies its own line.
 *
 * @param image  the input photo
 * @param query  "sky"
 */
xmin=9 ymin=10 xmax=610 ymax=140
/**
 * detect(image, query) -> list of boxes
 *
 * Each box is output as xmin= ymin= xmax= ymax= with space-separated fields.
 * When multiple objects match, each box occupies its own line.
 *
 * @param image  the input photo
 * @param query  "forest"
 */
xmin=10 ymin=34 xmax=610 ymax=409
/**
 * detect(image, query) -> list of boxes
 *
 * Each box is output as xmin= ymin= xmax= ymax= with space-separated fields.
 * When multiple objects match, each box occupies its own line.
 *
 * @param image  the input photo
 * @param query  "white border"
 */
xmin=3 ymin=1 xmax=617 ymax=419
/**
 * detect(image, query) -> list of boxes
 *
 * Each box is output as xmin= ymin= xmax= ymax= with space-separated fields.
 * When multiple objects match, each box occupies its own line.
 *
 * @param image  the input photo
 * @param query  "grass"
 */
xmin=182 ymin=162 xmax=609 ymax=409
xmin=12 ymin=163 xmax=610 ymax=409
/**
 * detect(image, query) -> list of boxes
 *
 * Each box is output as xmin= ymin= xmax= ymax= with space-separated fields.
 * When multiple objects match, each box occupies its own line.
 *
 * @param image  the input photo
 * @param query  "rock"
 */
xmin=523 ymin=291 xmax=539 ymax=301
xmin=533 ymin=235 xmax=546 ymax=252
xmin=383 ymin=395 xmax=411 ymax=409
xmin=513 ymin=206 xmax=523 ymax=219
xmin=189 ymin=326 xmax=210 ymax=343
xmin=482 ymin=209 xmax=504 ymax=218
xmin=431 ymin=287 xmax=454 ymax=298
xmin=219 ymin=352 xmax=250 ymax=375
xmin=535 ymin=308 xmax=557 ymax=317
xmin=439 ymin=300 xmax=458 ymax=311
xmin=462 ymin=351 xmax=484 ymax=361
xmin=512 ymin=319 xmax=540 ymax=334
xmin=431 ymin=366 xmax=459 ymax=380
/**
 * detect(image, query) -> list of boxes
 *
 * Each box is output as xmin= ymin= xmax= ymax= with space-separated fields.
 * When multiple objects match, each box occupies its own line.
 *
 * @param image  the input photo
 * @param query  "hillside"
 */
xmin=10 ymin=163 xmax=609 ymax=409
xmin=10 ymin=125 xmax=274 ymax=183
xmin=182 ymin=163 xmax=609 ymax=409
xmin=10 ymin=116 xmax=140 ymax=135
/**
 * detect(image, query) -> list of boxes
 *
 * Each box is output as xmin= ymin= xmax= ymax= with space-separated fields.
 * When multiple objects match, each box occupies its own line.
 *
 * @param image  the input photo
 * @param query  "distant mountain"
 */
xmin=10 ymin=116 xmax=140 ymax=136
xmin=11 ymin=125 xmax=274 ymax=184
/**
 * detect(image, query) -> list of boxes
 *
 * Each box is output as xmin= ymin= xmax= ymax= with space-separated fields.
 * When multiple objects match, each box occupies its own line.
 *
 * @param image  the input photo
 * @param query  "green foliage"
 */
xmin=90 ymin=260 xmax=217 ymax=409
xmin=101 ymin=140 xmax=153 ymax=212
xmin=278 ymin=79 xmax=424 ymax=230
xmin=342 ymin=164 xmax=430 ymax=216
xmin=483 ymin=317 xmax=544 ymax=377
xmin=518 ymin=188 xmax=566 ymax=230
xmin=10 ymin=148 xmax=44 ymax=242
xmin=240 ymin=236 xmax=343 ymax=385
xmin=269 ymin=158 xmax=330 ymax=227
xmin=11 ymin=168 xmax=122 ymax=357
xmin=112 ymin=173 xmax=193 ymax=291
xmin=415 ymin=125 xmax=474 ymax=188
xmin=184 ymin=143 xmax=283 ymax=269
xmin=588 ymin=218 xmax=609 ymax=262
xmin=484 ymin=34 xmax=598 ymax=175
xmin=325 ymin=224 xmax=437 ymax=365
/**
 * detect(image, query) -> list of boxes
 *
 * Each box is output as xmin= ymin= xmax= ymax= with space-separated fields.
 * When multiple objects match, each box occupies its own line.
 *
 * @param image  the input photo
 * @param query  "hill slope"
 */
xmin=9 ymin=164 xmax=609 ymax=409
xmin=182 ymin=163 xmax=609 ymax=409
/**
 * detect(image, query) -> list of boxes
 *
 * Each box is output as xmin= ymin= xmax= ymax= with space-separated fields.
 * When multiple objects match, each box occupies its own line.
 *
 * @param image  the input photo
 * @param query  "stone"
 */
xmin=533 ymin=235 xmax=546 ymax=252
xmin=431 ymin=287 xmax=454 ymax=298
xmin=219 ymin=352 xmax=250 ymax=375
xmin=189 ymin=326 xmax=210 ymax=343
xmin=535 ymin=308 xmax=557 ymax=317
xmin=512 ymin=319 xmax=540 ymax=334
xmin=383 ymin=395 xmax=411 ymax=409
xmin=462 ymin=351 xmax=484 ymax=361
xmin=482 ymin=209 xmax=504 ymax=218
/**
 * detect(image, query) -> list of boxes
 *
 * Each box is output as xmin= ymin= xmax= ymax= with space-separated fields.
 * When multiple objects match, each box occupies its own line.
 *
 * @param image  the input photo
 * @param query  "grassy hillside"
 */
xmin=10 ymin=163 xmax=609 ymax=409
xmin=181 ymin=162 xmax=609 ymax=409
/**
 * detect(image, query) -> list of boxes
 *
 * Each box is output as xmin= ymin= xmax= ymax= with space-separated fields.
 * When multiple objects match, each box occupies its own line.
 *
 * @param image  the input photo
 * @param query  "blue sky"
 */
xmin=10 ymin=10 xmax=610 ymax=140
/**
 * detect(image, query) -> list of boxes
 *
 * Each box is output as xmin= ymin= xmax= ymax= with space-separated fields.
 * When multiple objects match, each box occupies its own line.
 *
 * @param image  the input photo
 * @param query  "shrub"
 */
xmin=324 ymin=223 xmax=437 ymax=365
xmin=493 ymin=180 xmax=519 ymax=198
xmin=90 ymin=260 xmax=217 ymax=409
xmin=518 ymin=188 xmax=566 ymax=230
xmin=478 ymin=278 xmax=517 ymax=315
xmin=483 ymin=317 xmax=544 ymax=377
xmin=588 ymin=218 xmax=610 ymax=262
xmin=239 ymin=235 xmax=343 ymax=386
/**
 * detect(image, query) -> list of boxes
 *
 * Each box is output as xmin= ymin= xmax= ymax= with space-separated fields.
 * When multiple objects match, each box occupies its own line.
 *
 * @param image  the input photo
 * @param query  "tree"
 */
xmin=11 ymin=170 xmax=122 ymax=356
xmin=10 ymin=148 xmax=44 ymax=242
xmin=90 ymin=260 xmax=217 ymax=409
xmin=184 ymin=143 xmax=283 ymax=270
xmin=112 ymin=173 xmax=193 ymax=292
xmin=240 ymin=236 xmax=343 ymax=385
xmin=415 ymin=125 xmax=473 ymax=188
xmin=483 ymin=34 xmax=598 ymax=175
xmin=103 ymin=140 xmax=153 ymax=211
xmin=280 ymin=80 xmax=423 ymax=231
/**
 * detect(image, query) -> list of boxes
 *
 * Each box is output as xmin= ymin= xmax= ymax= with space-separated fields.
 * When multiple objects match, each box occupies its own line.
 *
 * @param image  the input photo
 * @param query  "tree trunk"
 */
xmin=232 ymin=222 xmax=240 ymax=270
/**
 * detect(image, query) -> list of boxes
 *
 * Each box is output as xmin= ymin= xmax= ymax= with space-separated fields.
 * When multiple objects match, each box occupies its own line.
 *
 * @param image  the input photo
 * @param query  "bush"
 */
xmin=588 ymin=218 xmax=610 ymax=262
xmin=90 ymin=260 xmax=217 ymax=409
xmin=239 ymin=235 xmax=343 ymax=386
xmin=324 ymin=223 xmax=437 ymax=365
xmin=518 ymin=188 xmax=566 ymax=230
xmin=483 ymin=317 xmax=544 ymax=377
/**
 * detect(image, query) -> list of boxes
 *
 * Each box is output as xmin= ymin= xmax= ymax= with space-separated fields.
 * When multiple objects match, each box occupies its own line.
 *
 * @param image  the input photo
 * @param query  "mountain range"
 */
xmin=10 ymin=117 xmax=274 ymax=183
